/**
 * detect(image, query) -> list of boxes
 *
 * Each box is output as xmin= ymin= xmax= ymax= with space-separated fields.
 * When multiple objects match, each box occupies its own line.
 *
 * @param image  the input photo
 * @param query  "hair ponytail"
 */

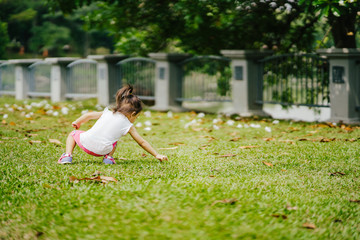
xmin=113 ymin=85 xmax=143 ymax=115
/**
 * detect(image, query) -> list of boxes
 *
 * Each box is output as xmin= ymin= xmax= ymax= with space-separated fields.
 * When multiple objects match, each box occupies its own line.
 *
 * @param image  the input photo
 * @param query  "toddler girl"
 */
xmin=58 ymin=85 xmax=168 ymax=164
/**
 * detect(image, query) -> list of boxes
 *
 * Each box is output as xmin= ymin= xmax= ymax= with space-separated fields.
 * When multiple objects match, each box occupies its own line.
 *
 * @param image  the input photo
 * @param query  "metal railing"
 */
xmin=116 ymin=57 xmax=156 ymax=101
xmin=0 ymin=63 xmax=15 ymax=95
xmin=177 ymin=56 xmax=232 ymax=102
xmin=28 ymin=61 xmax=51 ymax=97
xmin=258 ymin=53 xmax=330 ymax=107
xmin=66 ymin=59 xmax=97 ymax=98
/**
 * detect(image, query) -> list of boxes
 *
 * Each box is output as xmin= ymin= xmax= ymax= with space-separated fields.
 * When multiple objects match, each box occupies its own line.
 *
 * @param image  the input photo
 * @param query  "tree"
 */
xmin=0 ymin=21 xmax=9 ymax=58
xmin=300 ymin=0 xmax=360 ymax=48
xmin=46 ymin=0 xmax=319 ymax=55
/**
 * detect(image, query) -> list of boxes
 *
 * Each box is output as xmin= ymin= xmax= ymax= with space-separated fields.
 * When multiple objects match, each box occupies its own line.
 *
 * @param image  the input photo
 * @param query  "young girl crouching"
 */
xmin=58 ymin=85 xmax=168 ymax=164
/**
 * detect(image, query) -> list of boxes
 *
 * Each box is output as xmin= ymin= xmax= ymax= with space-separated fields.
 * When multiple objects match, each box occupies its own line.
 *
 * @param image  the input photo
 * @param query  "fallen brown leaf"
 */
xmin=49 ymin=139 xmax=62 ymax=145
xmin=158 ymin=146 xmax=178 ymax=150
xmin=320 ymin=138 xmax=336 ymax=142
xmin=302 ymin=223 xmax=316 ymax=229
xmin=9 ymin=121 xmax=16 ymax=126
xmin=141 ymin=153 xmax=147 ymax=157
xmin=263 ymin=137 xmax=274 ymax=141
xmin=262 ymin=161 xmax=273 ymax=167
xmin=218 ymin=154 xmax=237 ymax=158
xmin=169 ymin=142 xmax=185 ymax=146
xmin=328 ymin=172 xmax=346 ymax=176
xmin=211 ymin=198 xmax=238 ymax=206
xmin=298 ymin=138 xmax=310 ymax=141
xmin=69 ymin=175 xmax=117 ymax=184
xmin=286 ymin=204 xmax=298 ymax=211
xmin=239 ymin=146 xmax=259 ymax=149
xmin=1 ymin=119 xmax=6 ymax=124
xmin=29 ymin=140 xmax=42 ymax=144
xmin=349 ymin=199 xmax=360 ymax=203
xmin=230 ymin=137 xmax=241 ymax=142
xmin=271 ymin=214 xmax=287 ymax=219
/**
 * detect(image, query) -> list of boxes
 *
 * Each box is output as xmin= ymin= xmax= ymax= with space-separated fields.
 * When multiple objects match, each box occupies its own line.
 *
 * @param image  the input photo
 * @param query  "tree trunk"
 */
xmin=328 ymin=10 xmax=357 ymax=48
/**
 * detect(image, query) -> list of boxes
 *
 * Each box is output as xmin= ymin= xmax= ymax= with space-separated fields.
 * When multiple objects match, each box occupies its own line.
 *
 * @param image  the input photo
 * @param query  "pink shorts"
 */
xmin=71 ymin=130 xmax=117 ymax=157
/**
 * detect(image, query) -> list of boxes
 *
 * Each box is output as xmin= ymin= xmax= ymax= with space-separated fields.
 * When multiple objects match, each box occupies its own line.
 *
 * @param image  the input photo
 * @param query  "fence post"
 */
xmin=149 ymin=53 xmax=191 ymax=111
xmin=317 ymin=48 xmax=360 ymax=123
xmin=221 ymin=50 xmax=272 ymax=116
xmin=45 ymin=57 xmax=79 ymax=102
xmin=88 ymin=54 xmax=129 ymax=106
xmin=9 ymin=59 xmax=39 ymax=100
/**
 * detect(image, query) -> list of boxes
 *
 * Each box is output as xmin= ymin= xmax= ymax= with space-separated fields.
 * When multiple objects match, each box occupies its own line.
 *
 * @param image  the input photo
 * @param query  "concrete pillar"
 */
xmin=9 ymin=59 xmax=39 ymax=100
xmin=88 ymin=54 xmax=129 ymax=106
xmin=317 ymin=48 xmax=360 ymax=123
xmin=221 ymin=50 xmax=272 ymax=116
xmin=45 ymin=57 xmax=79 ymax=102
xmin=148 ymin=53 xmax=191 ymax=111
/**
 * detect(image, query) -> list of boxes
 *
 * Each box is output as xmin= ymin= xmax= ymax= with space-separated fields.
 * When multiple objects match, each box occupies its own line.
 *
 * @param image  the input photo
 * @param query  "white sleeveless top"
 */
xmin=80 ymin=108 xmax=133 ymax=155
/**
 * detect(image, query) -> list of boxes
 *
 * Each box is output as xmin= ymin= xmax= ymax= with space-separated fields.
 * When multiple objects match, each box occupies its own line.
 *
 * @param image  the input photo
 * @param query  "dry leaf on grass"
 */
xmin=230 ymin=137 xmax=241 ymax=142
xmin=141 ymin=153 xmax=147 ymax=157
xmin=320 ymin=138 xmax=336 ymax=142
xmin=69 ymin=175 xmax=117 ymax=184
xmin=169 ymin=142 xmax=185 ymax=146
xmin=262 ymin=161 xmax=273 ymax=167
xmin=217 ymin=154 xmax=237 ymax=158
xmin=49 ymin=139 xmax=62 ymax=145
xmin=158 ymin=146 xmax=178 ymax=150
xmin=239 ymin=146 xmax=259 ymax=149
xmin=328 ymin=172 xmax=346 ymax=176
xmin=286 ymin=204 xmax=298 ymax=211
xmin=349 ymin=199 xmax=360 ymax=203
xmin=263 ymin=138 xmax=275 ymax=141
xmin=9 ymin=122 xmax=16 ymax=126
xmin=29 ymin=140 xmax=42 ymax=144
xmin=211 ymin=198 xmax=238 ymax=206
xmin=302 ymin=223 xmax=316 ymax=229
xmin=271 ymin=214 xmax=287 ymax=219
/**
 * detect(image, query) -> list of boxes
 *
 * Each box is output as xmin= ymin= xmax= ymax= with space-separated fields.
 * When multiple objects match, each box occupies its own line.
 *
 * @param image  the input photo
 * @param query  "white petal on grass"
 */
xmin=144 ymin=111 xmax=151 ymax=117
xmin=213 ymin=125 xmax=220 ymax=130
xmin=213 ymin=119 xmax=220 ymax=124
xmin=61 ymin=107 xmax=69 ymax=115
xmin=81 ymin=110 xmax=89 ymax=115
xmin=135 ymin=122 xmax=142 ymax=128
xmin=46 ymin=110 xmax=53 ymax=115
xmin=8 ymin=108 xmax=14 ymax=112
xmin=265 ymin=126 xmax=272 ymax=132
xmin=244 ymin=124 xmax=249 ymax=128
xmin=184 ymin=119 xmax=197 ymax=128
xmin=167 ymin=111 xmax=173 ymax=118
xmin=3 ymin=114 xmax=8 ymax=119
xmin=144 ymin=120 xmax=152 ymax=126
xmin=144 ymin=127 xmax=151 ymax=131
xmin=53 ymin=111 xmax=59 ymax=117
xmin=272 ymin=120 xmax=280 ymax=124
xmin=197 ymin=112 xmax=205 ymax=118
xmin=4 ymin=104 xmax=9 ymax=108
xmin=237 ymin=124 xmax=243 ymax=128
xmin=250 ymin=123 xmax=261 ymax=128
xmin=25 ymin=114 xmax=31 ymax=118
xmin=226 ymin=120 xmax=235 ymax=126
xmin=25 ymin=105 xmax=32 ymax=110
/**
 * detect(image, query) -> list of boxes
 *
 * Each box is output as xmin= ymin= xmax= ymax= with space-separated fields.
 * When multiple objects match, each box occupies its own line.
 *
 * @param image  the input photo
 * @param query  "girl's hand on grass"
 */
xmin=72 ymin=122 xmax=80 ymax=129
xmin=156 ymin=154 xmax=168 ymax=162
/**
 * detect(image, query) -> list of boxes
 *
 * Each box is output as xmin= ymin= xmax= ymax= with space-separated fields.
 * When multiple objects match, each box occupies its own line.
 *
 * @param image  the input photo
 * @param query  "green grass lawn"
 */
xmin=0 ymin=96 xmax=359 ymax=240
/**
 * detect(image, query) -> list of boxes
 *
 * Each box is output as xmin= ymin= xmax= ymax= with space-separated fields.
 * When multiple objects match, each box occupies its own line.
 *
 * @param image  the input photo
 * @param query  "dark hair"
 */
xmin=113 ymin=85 xmax=143 ymax=116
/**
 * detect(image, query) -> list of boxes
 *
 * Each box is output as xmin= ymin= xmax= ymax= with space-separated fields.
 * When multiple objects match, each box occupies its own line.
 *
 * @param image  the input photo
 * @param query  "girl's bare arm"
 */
xmin=72 ymin=111 xmax=103 ymax=129
xmin=128 ymin=126 xmax=168 ymax=162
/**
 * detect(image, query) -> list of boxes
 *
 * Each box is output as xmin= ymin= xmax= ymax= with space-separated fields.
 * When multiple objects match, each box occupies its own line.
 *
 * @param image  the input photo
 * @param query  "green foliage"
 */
xmin=29 ymin=22 xmax=71 ymax=55
xmin=0 ymin=21 xmax=9 ymax=58
xmin=47 ymin=0 xmax=319 ymax=55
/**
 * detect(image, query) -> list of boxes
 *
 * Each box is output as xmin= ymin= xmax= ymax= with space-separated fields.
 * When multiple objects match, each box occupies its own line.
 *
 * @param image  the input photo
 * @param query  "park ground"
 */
xmin=0 ymin=96 xmax=359 ymax=240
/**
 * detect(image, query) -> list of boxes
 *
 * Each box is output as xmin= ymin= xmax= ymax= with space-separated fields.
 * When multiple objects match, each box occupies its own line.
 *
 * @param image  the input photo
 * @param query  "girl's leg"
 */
xmin=107 ymin=143 xmax=118 ymax=157
xmin=65 ymin=132 xmax=76 ymax=154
